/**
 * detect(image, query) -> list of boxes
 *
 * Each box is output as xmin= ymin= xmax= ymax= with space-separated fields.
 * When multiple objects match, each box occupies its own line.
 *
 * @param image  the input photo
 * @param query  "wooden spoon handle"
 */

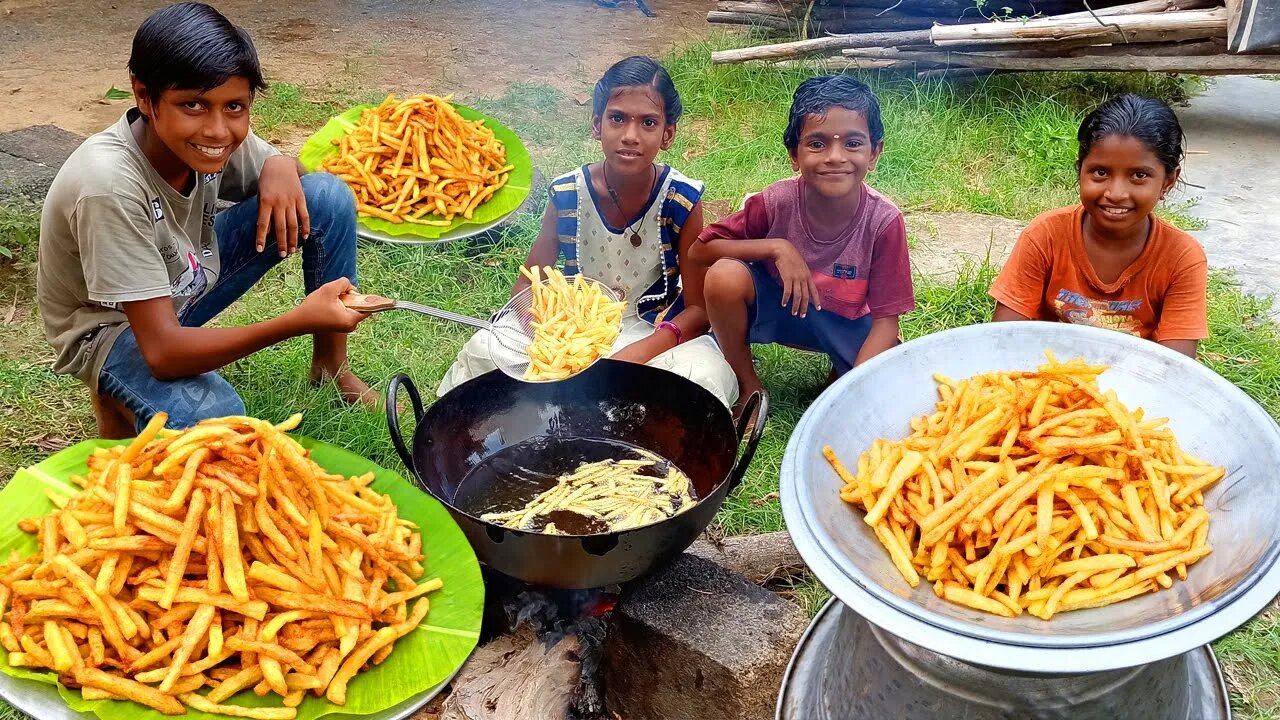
xmin=340 ymin=292 xmax=398 ymax=313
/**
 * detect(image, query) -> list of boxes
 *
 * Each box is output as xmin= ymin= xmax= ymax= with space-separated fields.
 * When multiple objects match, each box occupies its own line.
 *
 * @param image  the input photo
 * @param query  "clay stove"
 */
xmin=421 ymin=536 xmax=810 ymax=720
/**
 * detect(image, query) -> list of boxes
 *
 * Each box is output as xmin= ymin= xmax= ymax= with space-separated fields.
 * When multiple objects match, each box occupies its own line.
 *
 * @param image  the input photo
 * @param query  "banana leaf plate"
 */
xmin=299 ymin=102 xmax=534 ymax=246
xmin=0 ymin=437 xmax=484 ymax=720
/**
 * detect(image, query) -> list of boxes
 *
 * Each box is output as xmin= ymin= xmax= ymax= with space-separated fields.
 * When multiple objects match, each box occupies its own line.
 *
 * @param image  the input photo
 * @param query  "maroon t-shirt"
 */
xmin=700 ymin=177 xmax=915 ymax=321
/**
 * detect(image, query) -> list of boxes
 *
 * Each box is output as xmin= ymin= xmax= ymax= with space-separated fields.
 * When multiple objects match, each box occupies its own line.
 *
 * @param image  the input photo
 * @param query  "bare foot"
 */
xmin=311 ymin=367 xmax=379 ymax=409
xmin=733 ymin=378 xmax=765 ymax=422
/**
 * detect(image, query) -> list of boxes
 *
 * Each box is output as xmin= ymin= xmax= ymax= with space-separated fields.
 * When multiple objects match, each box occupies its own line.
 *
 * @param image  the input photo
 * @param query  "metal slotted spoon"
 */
xmin=342 ymin=276 xmax=622 ymax=382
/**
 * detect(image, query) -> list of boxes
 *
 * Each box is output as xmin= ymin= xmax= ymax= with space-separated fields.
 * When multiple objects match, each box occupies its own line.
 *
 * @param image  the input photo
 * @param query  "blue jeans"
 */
xmin=98 ymin=173 xmax=358 ymax=432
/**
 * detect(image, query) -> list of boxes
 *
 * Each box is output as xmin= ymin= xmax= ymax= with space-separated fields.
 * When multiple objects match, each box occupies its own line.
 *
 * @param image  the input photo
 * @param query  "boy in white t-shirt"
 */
xmin=38 ymin=2 xmax=373 ymax=437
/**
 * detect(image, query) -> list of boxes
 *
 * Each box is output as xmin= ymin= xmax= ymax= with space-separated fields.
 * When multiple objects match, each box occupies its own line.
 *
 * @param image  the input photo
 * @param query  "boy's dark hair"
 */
xmin=592 ymin=56 xmax=683 ymax=126
xmin=129 ymin=2 xmax=266 ymax=103
xmin=1077 ymin=94 xmax=1185 ymax=175
xmin=784 ymin=75 xmax=884 ymax=152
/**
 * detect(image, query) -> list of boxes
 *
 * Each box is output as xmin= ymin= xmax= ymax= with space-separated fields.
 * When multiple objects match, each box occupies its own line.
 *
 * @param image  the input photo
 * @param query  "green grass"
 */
xmin=464 ymin=38 xmax=1204 ymax=223
xmin=1220 ymin=606 xmax=1280 ymax=719
xmin=0 ymin=35 xmax=1277 ymax=720
xmin=251 ymin=81 xmax=383 ymax=143
xmin=1160 ymin=198 xmax=1210 ymax=231
xmin=0 ymin=197 xmax=40 ymax=265
xmin=1202 ymin=275 xmax=1280 ymax=418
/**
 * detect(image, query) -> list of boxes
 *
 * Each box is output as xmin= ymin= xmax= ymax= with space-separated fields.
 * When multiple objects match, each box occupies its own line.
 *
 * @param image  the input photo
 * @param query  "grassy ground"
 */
xmin=0 ymin=36 xmax=1277 ymax=719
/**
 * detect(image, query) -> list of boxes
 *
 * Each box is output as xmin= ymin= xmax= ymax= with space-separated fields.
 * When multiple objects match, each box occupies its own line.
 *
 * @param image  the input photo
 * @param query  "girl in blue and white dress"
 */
xmin=437 ymin=56 xmax=737 ymax=407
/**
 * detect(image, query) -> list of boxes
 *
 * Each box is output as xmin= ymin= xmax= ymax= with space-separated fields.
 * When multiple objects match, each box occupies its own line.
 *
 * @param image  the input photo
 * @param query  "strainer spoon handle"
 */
xmin=341 ymin=292 xmax=491 ymax=331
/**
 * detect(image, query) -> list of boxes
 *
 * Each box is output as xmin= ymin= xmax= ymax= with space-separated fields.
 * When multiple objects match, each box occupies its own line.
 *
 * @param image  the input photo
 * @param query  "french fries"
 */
xmin=520 ymin=266 xmax=626 ymax=381
xmin=322 ymin=93 xmax=514 ymax=226
xmin=481 ymin=450 xmax=695 ymax=533
xmin=829 ymin=353 xmax=1221 ymax=620
xmin=1 ymin=413 xmax=442 ymax=718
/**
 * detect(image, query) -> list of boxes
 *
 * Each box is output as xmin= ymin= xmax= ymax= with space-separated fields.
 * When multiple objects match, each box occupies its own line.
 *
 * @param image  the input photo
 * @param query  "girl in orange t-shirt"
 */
xmin=990 ymin=95 xmax=1208 ymax=358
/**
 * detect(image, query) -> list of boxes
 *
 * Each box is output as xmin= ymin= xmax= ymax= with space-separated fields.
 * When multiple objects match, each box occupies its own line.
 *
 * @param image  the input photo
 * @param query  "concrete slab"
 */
xmin=603 ymin=553 xmax=807 ymax=720
xmin=1174 ymin=76 xmax=1280 ymax=309
xmin=0 ymin=124 xmax=82 ymax=167
xmin=0 ymin=149 xmax=58 ymax=201
xmin=0 ymin=124 xmax=84 ymax=202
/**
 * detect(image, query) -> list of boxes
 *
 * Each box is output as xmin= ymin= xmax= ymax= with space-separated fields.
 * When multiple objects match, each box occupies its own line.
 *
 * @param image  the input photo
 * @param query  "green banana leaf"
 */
xmin=0 ymin=438 xmax=484 ymax=720
xmin=299 ymin=103 xmax=533 ymax=240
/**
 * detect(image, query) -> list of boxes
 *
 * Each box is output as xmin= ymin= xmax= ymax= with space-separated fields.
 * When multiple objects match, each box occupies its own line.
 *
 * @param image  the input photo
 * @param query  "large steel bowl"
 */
xmin=782 ymin=322 xmax=1280 ymax=673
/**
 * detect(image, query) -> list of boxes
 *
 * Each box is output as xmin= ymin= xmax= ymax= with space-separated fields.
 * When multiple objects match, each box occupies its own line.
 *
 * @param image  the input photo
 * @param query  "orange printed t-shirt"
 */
xmin=989 ymin=206 xmax=1208 ymax=341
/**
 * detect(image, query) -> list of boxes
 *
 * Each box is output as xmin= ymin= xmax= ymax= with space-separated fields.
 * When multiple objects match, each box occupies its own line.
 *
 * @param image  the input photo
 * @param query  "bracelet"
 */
xmin=656 ymin=320 xmax=684 ymax=346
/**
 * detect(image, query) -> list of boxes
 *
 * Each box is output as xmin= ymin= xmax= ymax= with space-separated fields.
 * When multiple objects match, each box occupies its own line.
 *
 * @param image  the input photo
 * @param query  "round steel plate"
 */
xmin=777 ymin=599 xmax=1231 ymax=720
xmin=782 ymin=321 xmax=1280 ymax=672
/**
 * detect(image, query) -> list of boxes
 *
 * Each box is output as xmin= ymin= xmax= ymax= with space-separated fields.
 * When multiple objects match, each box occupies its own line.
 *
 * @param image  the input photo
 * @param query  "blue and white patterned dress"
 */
xmin=437 ymin=164 xmax=738 ymax=407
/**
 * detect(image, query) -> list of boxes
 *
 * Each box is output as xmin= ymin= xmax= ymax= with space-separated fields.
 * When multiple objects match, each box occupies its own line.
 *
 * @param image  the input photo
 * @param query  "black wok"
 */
xmin=386 ymin=359 xmax=767 ymax=589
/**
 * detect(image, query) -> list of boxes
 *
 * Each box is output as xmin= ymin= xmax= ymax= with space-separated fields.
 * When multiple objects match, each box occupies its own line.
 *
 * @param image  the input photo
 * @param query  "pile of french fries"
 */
xmin=520 ymin=266 xmax=626 ymax=381
xmin=827 ymin=353 xmax=1222 ymax=620
xmin=322 ymin=93 xmax=514 ymax=227
xmin=481 ymin=450 xmax=695 ymax=534
xmin=0 ymin=413 xmax=441 ymax=717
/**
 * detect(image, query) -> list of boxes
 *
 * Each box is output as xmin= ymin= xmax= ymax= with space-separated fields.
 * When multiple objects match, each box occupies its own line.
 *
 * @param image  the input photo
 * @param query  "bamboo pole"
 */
xmin=995 ymin=37 xmax=1226 ymax=56
xmin=893 ymin=25 xmax=1225 ymax=52
xmin=712 ymin=30 xmax=932 ymax=63
xmin=770 ymin=57 xmax=923 ymax=70
xmin=840 ymin=48 xmax=1280 ymax=72
xmin=708 ymin=0 xmax=1224 ymax=64
xmin=928 ymin=7 xmax=1226 ymax=44
xmin=1051 ymin=0 xmax=1216 ymax=19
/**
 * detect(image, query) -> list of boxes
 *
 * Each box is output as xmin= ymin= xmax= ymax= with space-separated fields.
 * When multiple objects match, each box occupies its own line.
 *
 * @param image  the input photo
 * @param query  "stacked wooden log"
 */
xmin=709 ymin=0 xmax=1133 ymax=34
xmin=709 ymin=0 xmax=1280 ymax=75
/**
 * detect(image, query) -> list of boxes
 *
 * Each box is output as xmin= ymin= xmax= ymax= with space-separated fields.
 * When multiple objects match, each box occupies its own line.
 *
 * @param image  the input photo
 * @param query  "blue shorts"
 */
xmin=742 ymin=261 xmax=873 ymax=376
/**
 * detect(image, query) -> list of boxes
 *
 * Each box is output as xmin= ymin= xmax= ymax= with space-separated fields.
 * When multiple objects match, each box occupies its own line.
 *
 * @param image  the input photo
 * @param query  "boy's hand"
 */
xmin=257 ymin=156 xmax=312 ymax=258
xmin=288 ymin=279 xmax=369 ymax=334
xmin=772 ymin=241 xmax=821 ymax=317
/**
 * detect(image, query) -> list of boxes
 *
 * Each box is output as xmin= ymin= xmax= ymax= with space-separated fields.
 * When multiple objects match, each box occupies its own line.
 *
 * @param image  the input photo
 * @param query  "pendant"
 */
xmin=629 ymin=232 xmax=642 ymax=248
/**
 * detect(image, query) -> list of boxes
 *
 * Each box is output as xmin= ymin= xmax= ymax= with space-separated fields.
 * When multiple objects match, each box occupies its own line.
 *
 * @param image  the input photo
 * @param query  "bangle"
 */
xmin=656 ymin=320 xmax=683 ymax=346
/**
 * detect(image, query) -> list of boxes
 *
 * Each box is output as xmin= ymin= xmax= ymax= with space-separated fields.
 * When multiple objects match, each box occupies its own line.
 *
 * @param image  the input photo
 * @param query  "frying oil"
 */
xmin=454 ymin=437 xmax=695 ymax=536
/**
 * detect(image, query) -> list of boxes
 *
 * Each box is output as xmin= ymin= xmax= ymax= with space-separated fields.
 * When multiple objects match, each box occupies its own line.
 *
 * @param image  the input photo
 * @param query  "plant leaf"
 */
xmin=0 ymin=438 xmax=484 ymax=720
xmin=104 ymin=87 xmax=131 ymax=101
xmin=298 ymin=102 xmax=534 ymax=240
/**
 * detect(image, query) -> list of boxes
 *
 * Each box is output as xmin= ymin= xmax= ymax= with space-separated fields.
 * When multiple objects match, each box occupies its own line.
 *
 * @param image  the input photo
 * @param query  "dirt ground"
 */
xmin=907 ymin=212 xmax=1024 ymax=281
xmin=0 ymin=0 xmax=714 ymax=135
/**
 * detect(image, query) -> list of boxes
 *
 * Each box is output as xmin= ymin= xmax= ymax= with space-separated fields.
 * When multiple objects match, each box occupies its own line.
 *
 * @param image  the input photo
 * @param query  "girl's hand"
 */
xmin=288 ymin=279 xmax=369 ymax=334
xmin=772 ymin=241 xmax=820 ymax=317
xmin=256 ymin=156 xmax=312 ymax=258
xmin=611 ymin=332 xmax=676 ymax=365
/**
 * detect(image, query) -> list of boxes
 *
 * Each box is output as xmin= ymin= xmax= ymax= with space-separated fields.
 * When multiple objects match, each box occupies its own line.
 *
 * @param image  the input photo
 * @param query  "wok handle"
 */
xmin=727 ymin=390 xmax=769 ymax=492
xmin=385 ymin=374 xmax=425 ymax=481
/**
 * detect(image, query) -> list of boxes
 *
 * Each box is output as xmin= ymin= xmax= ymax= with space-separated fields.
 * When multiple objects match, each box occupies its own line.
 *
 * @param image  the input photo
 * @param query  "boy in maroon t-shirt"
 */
xmin=692 ymin=75 xmax=914 ymax=406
